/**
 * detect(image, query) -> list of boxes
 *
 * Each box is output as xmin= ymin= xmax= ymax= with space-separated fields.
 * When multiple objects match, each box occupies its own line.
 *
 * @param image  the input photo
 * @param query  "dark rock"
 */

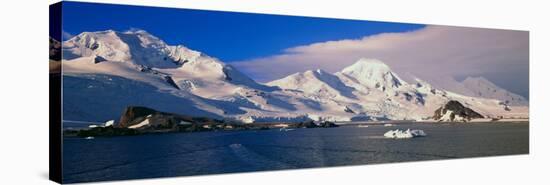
xmin=294 ymin=120 xmax=339 ymax=128
xmin=222 ymin=68 xmax=232 ymax=81
xmin=164 ymin=76 xmax=180 ymax=90
xmin=344 ymin=106 xmax=355 ymax=113
xmin=77 ymin=126 xmax=139 ymax=137
xmin=118 ymin=106 xmax=221 ymax=131
xmin=137 ymin=65 xmax=151 ymax=72
xmin=403 ymin=92 xmax=413 ymax=101
xmin=415 ymin=92 xmax=425 ymax=105
xmin=49 ymin=37 xmax=61 ymax=61
xmin=87 ymin=42 xmax=99 ymax=50
xmin=295 ymin=120 xmax=317 ymax=128
xmin=318 ymin=121 xmax=339 ymax=128
xmin=433 ymin=100 xmax=484 ymax=122
xmin=118 ymin=106 xmax=159 ymax=128
xmin=178 ymin=59 xmax=189 ymax=66
xmin=94 ymin=55 xmax=107 ymax=63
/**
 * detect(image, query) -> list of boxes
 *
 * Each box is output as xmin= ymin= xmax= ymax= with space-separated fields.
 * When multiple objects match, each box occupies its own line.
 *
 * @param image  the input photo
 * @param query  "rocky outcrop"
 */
xmin=93 ymin=55 xmax=107 ymax=63
xmin=163 ymin=76 xmax=180 ymax=90
xmin=118 ymin=106 xmax=195 ymax=129
xmin=433 ymin=100 xmax=484 ymax=122
xmin=71 ymin=106 xmax=342 ymax=138
xmin=318 ymin=121 xmax=339 ymax=128
xmin=118 ymin=106 xmax=158 ymax=128
xmin=49 ymin=37 xmax=62 ymax=74
xmin=117 ymin=106 xmax=226 ymax=130
xmin=294 ymin=120 xmax=339 ymax=128
xmin=49 ymin=37 xmax=61 ymax=61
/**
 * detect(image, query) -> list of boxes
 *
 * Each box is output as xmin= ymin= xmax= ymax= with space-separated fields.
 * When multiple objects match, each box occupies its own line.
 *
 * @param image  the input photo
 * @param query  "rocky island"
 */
xmin=66 ymin=106 xmax=339 ymax=138
xmin=433 ymin=100 xmax=484 ymax=122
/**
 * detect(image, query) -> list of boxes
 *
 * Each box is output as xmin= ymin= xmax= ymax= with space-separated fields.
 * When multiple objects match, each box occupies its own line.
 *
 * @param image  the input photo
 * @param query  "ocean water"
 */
xmin=62 ymin=122 xmax=529 ymax=183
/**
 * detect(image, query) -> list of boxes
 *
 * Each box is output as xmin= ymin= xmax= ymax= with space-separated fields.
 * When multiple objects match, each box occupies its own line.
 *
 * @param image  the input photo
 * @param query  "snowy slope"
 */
xmin=61 ymin=30 xmax=529 ymax=123
xmin=427 ymin=76 xmax=528 ymax=106
xmin=63 ymin=30 xmax=198 ymax=68
xmin=461 ymin=77 xmax=528 ymax=106
xmin=62 ymin=74 xmax=223 ymax=122
xmin=268 ymin=69 xmax=357 ymax=100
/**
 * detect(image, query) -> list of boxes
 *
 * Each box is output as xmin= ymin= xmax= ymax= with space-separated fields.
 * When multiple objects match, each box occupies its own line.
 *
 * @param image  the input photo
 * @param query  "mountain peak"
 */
xmin=304 ymin=69 xmax=328 ymax=76
xmin=463 ymin=76 xmax=492 ymax=85
xmin=75 ymin=29 xmax=116 ymax=38
xmin=340 ymin=58 xmax=405 ymax=91
xmin=350 ymin=58 xmax=391 ymax=71
xmin=123 ymin=28 xmax=149 ymax=34
xmin=315 ymin=69 xmax=325 ymax=74
xmin=268 ymin=68 xmax=357 ymax=99
xmin=63 ymin=29 xmax=214 ymax=69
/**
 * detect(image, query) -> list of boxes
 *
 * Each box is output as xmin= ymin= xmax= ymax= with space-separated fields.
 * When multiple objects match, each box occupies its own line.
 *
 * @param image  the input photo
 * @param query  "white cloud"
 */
xmin=232 ymin=25 xmax=529 ymax=97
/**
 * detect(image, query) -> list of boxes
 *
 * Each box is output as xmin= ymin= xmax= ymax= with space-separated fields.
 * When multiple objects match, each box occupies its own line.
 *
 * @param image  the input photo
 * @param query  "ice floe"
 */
xmin=384 ymin=129 xmax=427 ymax=139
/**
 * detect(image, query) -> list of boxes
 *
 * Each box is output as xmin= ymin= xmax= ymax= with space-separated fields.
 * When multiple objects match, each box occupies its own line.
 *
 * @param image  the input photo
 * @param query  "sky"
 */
xmin=61 ymin=1 xmax=529 ymax=98
xmin=61 ymin=2 xmax=423 ymax=62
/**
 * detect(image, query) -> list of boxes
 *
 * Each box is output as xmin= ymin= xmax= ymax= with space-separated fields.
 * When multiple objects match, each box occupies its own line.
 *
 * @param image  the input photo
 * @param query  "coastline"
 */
xmin=63 ymin=119 xmax=529 ymax=139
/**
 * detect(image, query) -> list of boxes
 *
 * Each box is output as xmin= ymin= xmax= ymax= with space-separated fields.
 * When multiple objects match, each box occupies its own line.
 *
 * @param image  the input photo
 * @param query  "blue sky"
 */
xmin=62 ymin=1 xmax=424 ymax=62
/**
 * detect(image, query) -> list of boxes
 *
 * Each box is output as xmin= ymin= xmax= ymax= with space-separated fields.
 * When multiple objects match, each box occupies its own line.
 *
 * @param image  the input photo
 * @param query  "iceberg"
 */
xmin=384 ymin=129 xmax=427 ymax=139
xmin=104 ymin=120 xmax=115 ymax=127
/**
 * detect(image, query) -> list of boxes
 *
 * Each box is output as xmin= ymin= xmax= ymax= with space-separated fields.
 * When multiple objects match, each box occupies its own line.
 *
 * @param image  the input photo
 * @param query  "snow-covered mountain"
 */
xmin=339 ymin=59 xmax=406 ymax=93
xmin=267 ymin=57 xmax=528 ymax=121
xmin=426 ymin=76 xmax=528 ymax=106
xmin=268 ymin=69 xmax=357 ymax=100
xmin=62 ymin=29 xmax=273 ymax=121
xmin=460 ymin=77 xmax=527 ymax=106
xmin=61 ymin=30 xmax=528 ymax=123
xmin=62 ymin=29 xmax=263 ymax=90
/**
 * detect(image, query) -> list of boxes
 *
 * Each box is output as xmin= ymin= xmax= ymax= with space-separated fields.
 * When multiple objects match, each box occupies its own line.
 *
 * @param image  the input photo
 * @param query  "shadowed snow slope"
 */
xmin=268 ymin=69 xmax=357 ymax=100
xmin=61 ymin=30 xmax=529 ymax=123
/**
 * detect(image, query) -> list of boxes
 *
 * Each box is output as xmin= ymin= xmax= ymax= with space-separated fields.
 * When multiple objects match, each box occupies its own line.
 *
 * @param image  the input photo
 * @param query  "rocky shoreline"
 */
xmin=64 ymin=106 xmax=339 ymax=138
xmin=63 ymin=102 xmax=528 ymax=138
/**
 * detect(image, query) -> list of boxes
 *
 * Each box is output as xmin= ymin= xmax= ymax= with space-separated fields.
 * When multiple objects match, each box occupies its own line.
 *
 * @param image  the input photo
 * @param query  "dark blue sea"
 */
xmin=62 ymin=122 xmax=528 ymax=183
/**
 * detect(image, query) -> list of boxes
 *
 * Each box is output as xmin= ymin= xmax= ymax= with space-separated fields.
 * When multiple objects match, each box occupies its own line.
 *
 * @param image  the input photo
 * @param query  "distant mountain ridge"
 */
xmin=61 ymin=30 xmax=529 ymax=123
xmin=461 ymin=76 xmax=527 ymax=105
xmin=426 ymin=76 xmax=528 ymax=106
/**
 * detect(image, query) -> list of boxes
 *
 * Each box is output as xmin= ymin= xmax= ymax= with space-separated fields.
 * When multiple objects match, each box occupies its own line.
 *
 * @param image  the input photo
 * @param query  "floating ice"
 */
xmin=384 ymin=129 xmax=427 ymax=139
xmin=104 ymin=120 xmax=115 ymax=127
